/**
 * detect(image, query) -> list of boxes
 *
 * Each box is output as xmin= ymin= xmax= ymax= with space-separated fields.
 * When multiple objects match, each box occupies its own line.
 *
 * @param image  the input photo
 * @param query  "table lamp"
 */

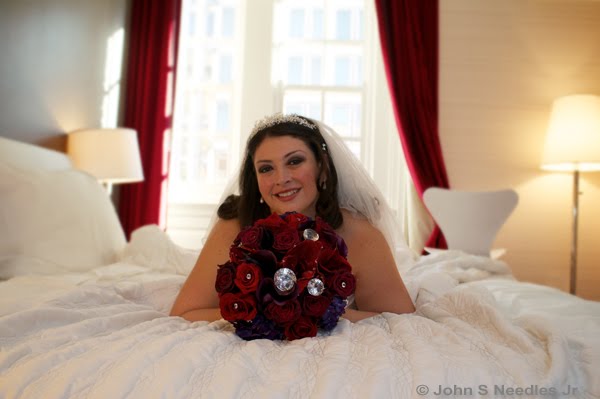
xmin=67 ymin=128 xmax=144 ymax=195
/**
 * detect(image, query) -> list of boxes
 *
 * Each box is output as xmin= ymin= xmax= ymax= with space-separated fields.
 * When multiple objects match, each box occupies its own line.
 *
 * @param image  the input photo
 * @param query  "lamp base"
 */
xmin=102 ymin=181 xmax=113 ymax=196
xmin=570 ymin=170 xmax=579 ymax=295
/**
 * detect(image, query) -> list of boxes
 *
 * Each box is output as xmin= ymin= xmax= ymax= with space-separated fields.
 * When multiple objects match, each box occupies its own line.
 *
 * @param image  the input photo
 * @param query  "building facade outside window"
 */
xmin=167 ymin=0 xmax=406 ymax=249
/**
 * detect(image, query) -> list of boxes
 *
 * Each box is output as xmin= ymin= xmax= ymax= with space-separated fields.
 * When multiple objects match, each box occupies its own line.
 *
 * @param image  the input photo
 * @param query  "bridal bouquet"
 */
xmin=215 ymin=212 xmax=355 ymax=341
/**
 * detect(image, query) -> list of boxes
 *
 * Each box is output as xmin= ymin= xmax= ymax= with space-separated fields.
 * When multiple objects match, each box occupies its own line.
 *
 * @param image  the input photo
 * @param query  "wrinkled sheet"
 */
xmin=1 ymin=227 xmax=598 ymax=399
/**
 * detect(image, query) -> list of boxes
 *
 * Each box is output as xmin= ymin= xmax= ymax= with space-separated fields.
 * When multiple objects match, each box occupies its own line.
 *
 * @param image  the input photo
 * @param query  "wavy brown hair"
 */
xmin=218 ymin=115 xmax=343 ymax=228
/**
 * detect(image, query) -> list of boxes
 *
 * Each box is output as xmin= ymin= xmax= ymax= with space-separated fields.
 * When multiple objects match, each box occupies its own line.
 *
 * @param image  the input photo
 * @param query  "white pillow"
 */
xmin=0 ymin=164 xmax=127 ymax=278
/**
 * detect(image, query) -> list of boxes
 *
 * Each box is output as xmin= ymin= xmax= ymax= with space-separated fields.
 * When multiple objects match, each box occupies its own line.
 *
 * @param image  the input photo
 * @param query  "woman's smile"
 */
xmin=274 ymin=188 xmax=300 ymax=200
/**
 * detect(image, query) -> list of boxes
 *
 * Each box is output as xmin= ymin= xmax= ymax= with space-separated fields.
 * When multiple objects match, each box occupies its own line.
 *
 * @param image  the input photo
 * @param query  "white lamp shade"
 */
xmin=541 ymin=94 xmax=600 ymax=172
xmin=67 ymin=128 xmax=144 ymax=183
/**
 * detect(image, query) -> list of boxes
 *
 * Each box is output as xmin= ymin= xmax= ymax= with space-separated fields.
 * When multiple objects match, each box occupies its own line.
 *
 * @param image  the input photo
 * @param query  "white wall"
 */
xmin=0 ymin=0 xmax=129 ymax=151
xmin=440 ymin=0 xmax=600 ymax=300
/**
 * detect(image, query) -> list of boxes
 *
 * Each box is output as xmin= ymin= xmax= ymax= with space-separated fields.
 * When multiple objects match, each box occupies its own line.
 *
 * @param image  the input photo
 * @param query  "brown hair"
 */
xmin=217 ymin=115 xmax=343 ymax=228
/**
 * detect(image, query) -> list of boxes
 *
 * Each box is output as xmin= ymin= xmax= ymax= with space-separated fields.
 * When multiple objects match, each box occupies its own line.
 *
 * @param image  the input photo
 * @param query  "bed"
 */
xmin=1 ymin=136 xmax=599 ymax=399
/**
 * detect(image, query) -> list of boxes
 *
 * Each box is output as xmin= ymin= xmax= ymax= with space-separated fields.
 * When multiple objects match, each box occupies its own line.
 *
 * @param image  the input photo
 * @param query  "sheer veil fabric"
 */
xmin=204 ymin=117 xmax=416 ymax=274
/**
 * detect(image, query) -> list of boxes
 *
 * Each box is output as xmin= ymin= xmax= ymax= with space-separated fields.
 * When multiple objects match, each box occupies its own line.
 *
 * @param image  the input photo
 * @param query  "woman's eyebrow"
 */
xmin=255 ymin=150 xmax=305 ymax=164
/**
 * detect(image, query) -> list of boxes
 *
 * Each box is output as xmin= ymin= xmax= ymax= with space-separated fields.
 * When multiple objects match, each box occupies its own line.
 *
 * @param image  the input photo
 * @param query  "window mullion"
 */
xmin=237 ymin=0 xmax=276 ymax=157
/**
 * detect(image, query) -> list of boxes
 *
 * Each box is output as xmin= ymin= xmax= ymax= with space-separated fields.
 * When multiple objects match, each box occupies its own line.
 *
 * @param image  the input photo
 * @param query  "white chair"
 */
xmin=422 ymin=188 xmax=519 ymax=258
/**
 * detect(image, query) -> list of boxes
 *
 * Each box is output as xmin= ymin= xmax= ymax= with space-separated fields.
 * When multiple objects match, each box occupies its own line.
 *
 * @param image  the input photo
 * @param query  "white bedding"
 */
xmin=1 ymin=227 xmax=598 ymax=399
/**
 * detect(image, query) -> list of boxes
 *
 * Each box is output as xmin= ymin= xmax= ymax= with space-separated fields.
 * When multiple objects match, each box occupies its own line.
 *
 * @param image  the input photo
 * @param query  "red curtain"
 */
xmin=374 ymin=0 xmax=449 ymax=249
xmin=119 ymin=0 xmax=181 ymax=239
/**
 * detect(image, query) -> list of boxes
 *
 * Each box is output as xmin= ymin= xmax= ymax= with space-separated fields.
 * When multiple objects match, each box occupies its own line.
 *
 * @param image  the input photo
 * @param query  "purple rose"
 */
xmin=320 ymin=296 xmax=346 ymax=331
xmin=234 ymin=314 xmax=284 ymax=340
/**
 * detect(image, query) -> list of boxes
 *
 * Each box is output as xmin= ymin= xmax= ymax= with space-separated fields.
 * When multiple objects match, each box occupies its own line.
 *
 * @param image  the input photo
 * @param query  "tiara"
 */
xmin=250 ymin=113 xmax=317 ymax=137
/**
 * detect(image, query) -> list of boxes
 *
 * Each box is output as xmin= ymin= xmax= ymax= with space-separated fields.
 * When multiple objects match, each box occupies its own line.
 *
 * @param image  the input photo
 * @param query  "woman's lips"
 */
xmin=273 ymin=188 xmax=300 ymax=202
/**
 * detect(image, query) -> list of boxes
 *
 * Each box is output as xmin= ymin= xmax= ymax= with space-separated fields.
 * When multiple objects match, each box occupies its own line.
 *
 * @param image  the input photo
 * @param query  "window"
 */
xmin=168 ymin=0 xmax=240 ymax=208
xmin=167 ymin=0 xmax=404 ymax=249
xmin=221 ymin=7 xmax=235 ymax=37
xmin=335 ymin=10 xmax=351 ymax=40
xmin=219 ymin=54 xmax=232 ymax=83
xmin=290 ymin=9 xmax=305 ymax=37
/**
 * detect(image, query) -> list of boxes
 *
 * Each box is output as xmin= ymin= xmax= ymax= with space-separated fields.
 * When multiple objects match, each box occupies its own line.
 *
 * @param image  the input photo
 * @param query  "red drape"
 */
xmin=119 ymin=0 xmax=181 ymax=239
xmin=374 ymin=0 xmax=449 ymax=249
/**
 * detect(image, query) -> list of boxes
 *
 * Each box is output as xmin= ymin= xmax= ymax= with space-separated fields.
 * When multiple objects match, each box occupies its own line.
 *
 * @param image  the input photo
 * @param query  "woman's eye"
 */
xmin=257 ymin=165 xmax=272 ymax=174
xmin=289 ymin=157 xmax=304 ymax=166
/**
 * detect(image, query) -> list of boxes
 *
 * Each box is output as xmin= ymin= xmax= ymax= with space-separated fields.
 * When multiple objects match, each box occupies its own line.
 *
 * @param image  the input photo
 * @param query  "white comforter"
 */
xmin=1 ymin=227 xmax=598 ymax=399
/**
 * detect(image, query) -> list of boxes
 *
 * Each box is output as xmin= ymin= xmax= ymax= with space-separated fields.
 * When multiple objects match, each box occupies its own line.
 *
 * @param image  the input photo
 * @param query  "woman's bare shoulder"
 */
xmin=210 ymin=218 xmax=241 ymax=235
xmin=339 ymin=209 xmax=381 ymax=237
xmin=206 ymin=217 xmax=241 ymax=241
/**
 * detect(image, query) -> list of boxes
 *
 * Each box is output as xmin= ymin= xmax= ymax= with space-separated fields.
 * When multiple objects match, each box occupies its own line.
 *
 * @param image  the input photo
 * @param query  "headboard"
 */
xmin=0 ymin=136 xmax=72 ymax=171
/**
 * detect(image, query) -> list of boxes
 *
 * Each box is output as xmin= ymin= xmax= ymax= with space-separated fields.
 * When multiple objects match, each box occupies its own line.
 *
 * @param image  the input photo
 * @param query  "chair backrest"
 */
xmin=423 ymin=188 xmax=519 ymax=256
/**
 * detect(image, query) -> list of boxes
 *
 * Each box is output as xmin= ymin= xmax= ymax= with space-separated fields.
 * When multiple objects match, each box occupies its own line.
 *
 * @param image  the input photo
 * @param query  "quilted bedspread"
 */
xmin=1 ymin=227 xmax=598 ymax=399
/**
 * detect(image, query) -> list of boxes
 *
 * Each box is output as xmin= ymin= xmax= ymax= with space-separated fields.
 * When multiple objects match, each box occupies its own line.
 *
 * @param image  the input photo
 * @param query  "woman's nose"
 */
xmin=275 ymin=168 xmax=291 ymax=185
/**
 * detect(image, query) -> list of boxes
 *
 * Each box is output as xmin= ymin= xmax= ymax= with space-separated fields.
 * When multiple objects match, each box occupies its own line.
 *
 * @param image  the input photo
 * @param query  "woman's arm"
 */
xmin=342 ymin=216 xmax=415 ymax=317
xmin=170 ymin=218 xmax=241 ymax=322
xmin=176 ymin=308 xmax=223 ymax=322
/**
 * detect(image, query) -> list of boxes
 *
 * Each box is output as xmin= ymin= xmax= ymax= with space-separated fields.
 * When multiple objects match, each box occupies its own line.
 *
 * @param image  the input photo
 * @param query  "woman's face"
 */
xmin=253 ymin=135 xmax=321 ymax=218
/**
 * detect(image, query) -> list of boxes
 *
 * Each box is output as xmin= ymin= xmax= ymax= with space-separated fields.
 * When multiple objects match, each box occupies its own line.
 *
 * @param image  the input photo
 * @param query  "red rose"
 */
xmin=280 ymin=253 xmax=298 ymax=272
xmin=272 ymin=228 xmax=300 ymax=252
xmin=282 ymin=212 xmax=309 ymax=229
xmin=234 ymin=262 xmax=262 ymax=294
xmin=229 ymin=245 xmax=249 ymax=263
xmin=237 ymin=226 xmax=264 ymax=249
xmin=265 ymin=299 xmax=302 ymax=325
xmin=217 ymin=211 xmax=355 ymax=341
xmin=255 ymin=213 xmax=287 ymax=229
xmin=302 ymin=294 xmax=332 ymax=317
xmin=315 ymin=218 xmax=336 ymax=240
xmin=318 ymin=247 xmax=351 ymax=276
xmin=283 ymin=240 xmax=321 ymax=274
xmin=284 ymin=316 xmax=318 ymax=340
xmin=215 ymin=262 xmax=236 ymax=294
xmin=295 ymin=271 xmax=316 ymax=293
xmin=329 ymin=271 xmax=356 ymax=297
xmin=219 ymin=293 xmax=258 ymax=321
xmin=315 ymin=218 xmax=348 ymax=257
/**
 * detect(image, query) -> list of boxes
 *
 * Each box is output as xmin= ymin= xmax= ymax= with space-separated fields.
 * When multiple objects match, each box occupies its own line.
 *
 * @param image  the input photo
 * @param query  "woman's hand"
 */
xmin=174 ymin=308 xmax=223 ymax=322
xmin=338 ymin=212 xmax=415 ymax=316
xmin=342 ymin=308 xmax=379 ymax=322
xmin=169 ymin=218 xmax=240 ymax=322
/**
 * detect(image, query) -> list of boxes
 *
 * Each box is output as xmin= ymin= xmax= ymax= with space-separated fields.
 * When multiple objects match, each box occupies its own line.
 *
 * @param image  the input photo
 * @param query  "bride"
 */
xmin=170 ymin=113 xmax=416 ymax=323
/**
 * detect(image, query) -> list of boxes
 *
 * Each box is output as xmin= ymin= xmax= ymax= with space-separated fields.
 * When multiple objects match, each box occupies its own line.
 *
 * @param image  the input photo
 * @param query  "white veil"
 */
xmin=204 ymin=116 xmax=416 ymax=274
